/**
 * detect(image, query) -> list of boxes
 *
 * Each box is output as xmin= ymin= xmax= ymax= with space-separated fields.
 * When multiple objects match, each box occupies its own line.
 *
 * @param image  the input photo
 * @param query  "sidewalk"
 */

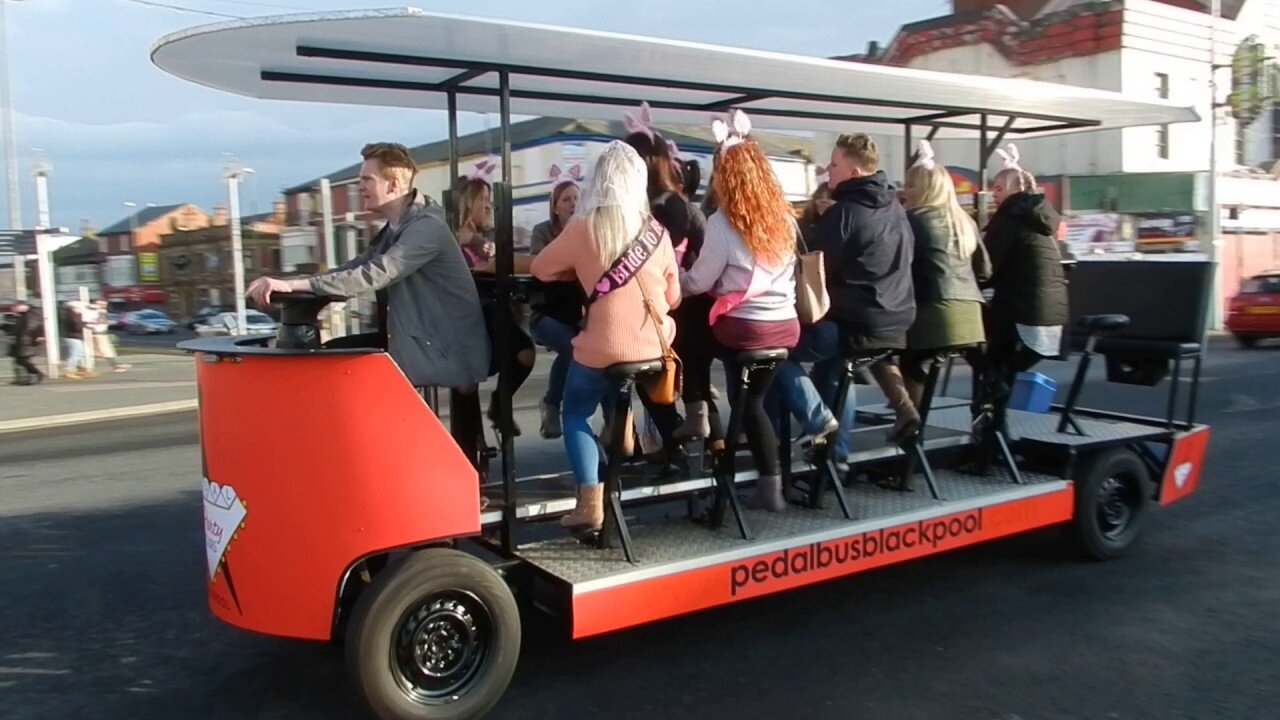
xmin=0 ymin=354 xmax=197 ymax=433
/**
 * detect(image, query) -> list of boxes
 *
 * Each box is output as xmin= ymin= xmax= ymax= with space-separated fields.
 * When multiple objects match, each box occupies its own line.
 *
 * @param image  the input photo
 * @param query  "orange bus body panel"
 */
xmin=1159 ymin=426 xmax=1210 ymax=506
xmin=571 ymin=486 xmax=1074 ymax=639
xmin=197 ymin=352 xmax=480 ymax=641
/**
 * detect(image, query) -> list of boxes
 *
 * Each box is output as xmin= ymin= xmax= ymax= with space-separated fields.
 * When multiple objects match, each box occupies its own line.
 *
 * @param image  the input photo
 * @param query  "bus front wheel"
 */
xmin=345 ymin=548 xmax=520 ymax=720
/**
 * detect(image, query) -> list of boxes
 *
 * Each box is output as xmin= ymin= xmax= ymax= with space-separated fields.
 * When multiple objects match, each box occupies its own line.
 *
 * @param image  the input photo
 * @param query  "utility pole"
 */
xmin=0 ymin=0 xmax=21 ymax=230
xmin=1206 ymin=0 xmax=1222 ymax=335
xmin=224 ymin=158 xmax=253 ymax=333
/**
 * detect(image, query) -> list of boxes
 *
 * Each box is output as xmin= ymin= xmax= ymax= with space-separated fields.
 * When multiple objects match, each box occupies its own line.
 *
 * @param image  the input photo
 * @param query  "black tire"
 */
xmin=1064 ymin=448 xmax=1150 ymax=560
xmin=1235 ymin=335 xmax=1259 ymax=349
xmin=345 ymin=548 xmax=520 ymax=720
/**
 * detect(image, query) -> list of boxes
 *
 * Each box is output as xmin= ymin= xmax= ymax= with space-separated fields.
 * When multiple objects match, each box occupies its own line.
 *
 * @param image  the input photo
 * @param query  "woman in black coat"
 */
xmin=6 ymin=303 xmax=44 ymax=384
xmin=980 ymin=157 xmax=1069 ymax=403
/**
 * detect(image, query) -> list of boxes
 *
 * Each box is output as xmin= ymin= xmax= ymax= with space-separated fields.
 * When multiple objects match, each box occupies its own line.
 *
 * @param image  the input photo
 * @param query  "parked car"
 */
xmin=1225 ymin=271 xmax=1280 ymax=348
xmin=184 ymin=304 xmax=234 ymax=330
xmin=194 ymin=310 xmax=278 ymax=337
xmin=124 ymin=309 xmax=177 ymax=335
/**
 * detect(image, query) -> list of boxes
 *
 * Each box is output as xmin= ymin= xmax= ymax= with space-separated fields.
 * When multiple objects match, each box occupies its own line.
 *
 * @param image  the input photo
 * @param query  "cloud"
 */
xmin=5 ymin=0 xmax=935 ymax=229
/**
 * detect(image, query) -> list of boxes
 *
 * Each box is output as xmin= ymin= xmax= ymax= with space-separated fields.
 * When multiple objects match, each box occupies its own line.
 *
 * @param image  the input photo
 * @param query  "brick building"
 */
xmin=157 ymin=204 xmax=285 ymax=319
xmin=96 ymin=203 xmax=210 ymax=306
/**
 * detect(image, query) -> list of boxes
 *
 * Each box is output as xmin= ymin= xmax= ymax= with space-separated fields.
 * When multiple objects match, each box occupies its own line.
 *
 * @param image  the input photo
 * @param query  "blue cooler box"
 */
xmin=1008 ymin=371 xmax=1057 ymax=414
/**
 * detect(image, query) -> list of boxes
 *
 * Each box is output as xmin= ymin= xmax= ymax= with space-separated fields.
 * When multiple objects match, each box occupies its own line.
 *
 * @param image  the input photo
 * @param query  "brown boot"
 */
xmin=560 ymin=484 xmax=604 ymax=530
xmin=871 ymin=361 xmax=920 ymax=443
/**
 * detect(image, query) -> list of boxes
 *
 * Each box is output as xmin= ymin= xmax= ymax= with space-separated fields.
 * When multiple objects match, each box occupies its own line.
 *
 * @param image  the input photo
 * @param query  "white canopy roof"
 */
xmin=152 ymin=7 xmax=1199 ymax=140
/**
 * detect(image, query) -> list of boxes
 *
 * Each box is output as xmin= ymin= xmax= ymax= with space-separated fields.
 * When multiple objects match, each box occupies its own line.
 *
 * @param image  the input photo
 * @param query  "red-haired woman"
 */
xmin=679 ymin=111 xmax=798 ymax=512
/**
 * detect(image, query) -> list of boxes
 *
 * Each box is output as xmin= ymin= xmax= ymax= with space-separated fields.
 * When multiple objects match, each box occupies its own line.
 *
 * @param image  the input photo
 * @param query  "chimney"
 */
xmin=273 ymin=199 xmax=286 ymax=225
xmin=212 ymin=204 xmax=228 ymax=226
xmin=867 ymin=40 xmax=881 ymax=59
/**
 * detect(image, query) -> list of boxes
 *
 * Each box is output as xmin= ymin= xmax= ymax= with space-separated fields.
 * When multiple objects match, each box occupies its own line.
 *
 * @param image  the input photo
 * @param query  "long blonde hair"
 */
xmin=905 ymin=163 xmax=979 ymax=257
xmin=584 ymin=141 xmax=651 ymax=266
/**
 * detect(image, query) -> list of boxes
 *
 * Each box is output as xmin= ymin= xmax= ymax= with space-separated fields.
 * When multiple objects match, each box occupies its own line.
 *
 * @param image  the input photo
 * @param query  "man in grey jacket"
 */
xmin=247 ymin=142 xmax=489 ymax=390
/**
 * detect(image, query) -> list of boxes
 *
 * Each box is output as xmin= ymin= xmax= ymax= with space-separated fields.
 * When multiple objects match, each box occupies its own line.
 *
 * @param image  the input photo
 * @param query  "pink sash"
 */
xmin=708 ymin=262 xmax=771 ymax=326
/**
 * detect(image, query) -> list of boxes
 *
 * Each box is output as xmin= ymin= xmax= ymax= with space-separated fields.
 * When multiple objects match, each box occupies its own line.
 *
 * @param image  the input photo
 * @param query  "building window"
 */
xmin=1155 ymin=73 xmax=1170 ymax=160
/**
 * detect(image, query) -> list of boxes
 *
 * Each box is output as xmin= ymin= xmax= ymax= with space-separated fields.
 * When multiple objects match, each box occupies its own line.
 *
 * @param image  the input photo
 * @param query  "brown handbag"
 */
xmin=634 ymin=272 xmax=683 ymax=405
xmin=794 ymin=227 xmax=831 ymax=325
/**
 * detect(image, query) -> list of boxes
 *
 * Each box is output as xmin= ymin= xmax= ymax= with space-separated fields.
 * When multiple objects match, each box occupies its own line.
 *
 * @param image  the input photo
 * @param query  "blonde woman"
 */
xmin=899 ymin=140 xmax=989 ymax=407
xmin=531 ymin=141 xmax=682 ymax=530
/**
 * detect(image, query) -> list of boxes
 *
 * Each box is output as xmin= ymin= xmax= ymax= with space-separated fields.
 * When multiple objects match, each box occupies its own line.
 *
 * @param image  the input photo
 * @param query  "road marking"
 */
xmin=0 ymin=400 xmax=199 ymax=434
xmin=45 ymin=381 xmax=195 ymax=393
xmin=0 ymin=666 xmax=71 ymax=676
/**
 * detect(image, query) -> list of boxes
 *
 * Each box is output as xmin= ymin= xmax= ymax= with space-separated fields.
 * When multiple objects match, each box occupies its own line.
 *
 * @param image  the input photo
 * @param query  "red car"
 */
xmin=1226 ymin=271 xmax=1280 ymax=347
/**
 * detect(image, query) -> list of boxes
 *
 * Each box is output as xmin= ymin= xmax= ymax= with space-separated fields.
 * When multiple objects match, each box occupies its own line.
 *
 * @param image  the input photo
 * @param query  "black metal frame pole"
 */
xmin=493 ymin=72 xmax=518 ymax=552
xmin=977 ymin=114 xmax=989 ymax=230
xmin=448 ymin=90 xmax=460 ymax=207
xmin=445 ymin=89 xmax=483 ymax=481
xmin=903 ymin=123 xmax=913 ymax=179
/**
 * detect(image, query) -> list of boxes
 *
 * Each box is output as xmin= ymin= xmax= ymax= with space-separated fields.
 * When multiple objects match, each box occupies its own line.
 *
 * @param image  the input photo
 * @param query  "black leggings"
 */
xmin=673 ymin=295 xmax=718 ymax=404
xmin=722 ymin=357 xmax=782 ymax=478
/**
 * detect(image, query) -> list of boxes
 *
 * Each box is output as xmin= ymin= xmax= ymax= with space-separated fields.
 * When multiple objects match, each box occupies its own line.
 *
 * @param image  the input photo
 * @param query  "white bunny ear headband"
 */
xmin=994 ymin=143 xmax=1022 ymax=171
xmin=711 ymin=109 xmax=752 ymax=149
xmin=624 ymin=101 xmax=656 ymax=139
xmin=549 ymin=163 xmax=583 ymax=186
xmin=912 ymin=139 xmax=937 ymax=170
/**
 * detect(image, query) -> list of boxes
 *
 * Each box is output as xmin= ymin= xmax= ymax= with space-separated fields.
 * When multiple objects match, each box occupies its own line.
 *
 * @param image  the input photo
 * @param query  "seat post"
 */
xmin=807 ymin=357 xmax=855 ymax=520
xmin=898 ymin=354 xmax=944 ymax=500
xmin=1057 ymin=331 xmax=1097 ymax=434
xmin=1187 ymin=353 xmax=1202 ymax=427
xmin=1166 ymin=354 xmax=1182 ymax=430
xmin=710 ymin=361 xmax=758 ymax=540
xmin=598 ymin=379 xmax=638 ymax=564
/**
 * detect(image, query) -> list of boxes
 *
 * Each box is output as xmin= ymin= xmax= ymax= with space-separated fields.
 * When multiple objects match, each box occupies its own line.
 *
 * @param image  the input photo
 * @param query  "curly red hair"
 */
xmin=711 ymin=141 xmax=794 ymax=267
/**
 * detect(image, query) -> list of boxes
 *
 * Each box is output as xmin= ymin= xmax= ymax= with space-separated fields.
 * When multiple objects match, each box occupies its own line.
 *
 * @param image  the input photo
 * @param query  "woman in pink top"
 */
xmin=531 ymin=141 xmax=682 ymax=530
xmin=679 ymin=111 xmax=799 ymax=512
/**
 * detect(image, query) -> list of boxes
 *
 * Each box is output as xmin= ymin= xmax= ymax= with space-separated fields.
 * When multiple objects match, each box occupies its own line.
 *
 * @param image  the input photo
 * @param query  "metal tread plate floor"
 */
xmin=921 ymin=405 xmax=1172 ymax=447
xmin=514 ymin=468 xmax=1065 ymax=589
xmin=479 ymin=426 xmax=970 ymax=525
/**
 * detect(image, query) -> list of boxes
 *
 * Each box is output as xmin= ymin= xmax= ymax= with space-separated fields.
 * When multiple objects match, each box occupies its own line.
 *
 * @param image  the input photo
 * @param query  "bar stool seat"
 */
xmin=605 ymin=359 xmax=666 ymax=380
xmin=706 ymin=348 xmax=791 ymax=539
xmin=805 ymin=347 xmax=899 ymax=517
xmin=593 ymin=358 xmax=671 ymax=564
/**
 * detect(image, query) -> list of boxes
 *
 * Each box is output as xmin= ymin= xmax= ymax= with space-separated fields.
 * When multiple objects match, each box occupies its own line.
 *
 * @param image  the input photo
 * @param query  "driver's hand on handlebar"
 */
xmin=246 ymin=276 xmax=307 ymax=307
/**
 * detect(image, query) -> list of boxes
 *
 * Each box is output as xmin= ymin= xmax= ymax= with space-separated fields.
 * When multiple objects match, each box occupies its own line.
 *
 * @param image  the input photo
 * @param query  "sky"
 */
xmin=6 ymin=0 xmax=947 ymax=232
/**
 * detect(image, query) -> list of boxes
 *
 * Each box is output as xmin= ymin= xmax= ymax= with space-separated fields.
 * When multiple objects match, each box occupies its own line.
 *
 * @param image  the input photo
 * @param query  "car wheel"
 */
xmin=345 ymin=548 xmax=520 ymax=720
xmin=1235 ymin=335 xmax=1259 ymax=348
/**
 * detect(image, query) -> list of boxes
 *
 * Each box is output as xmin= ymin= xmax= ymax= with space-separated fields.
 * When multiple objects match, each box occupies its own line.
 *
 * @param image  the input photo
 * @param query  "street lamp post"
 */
xmin=223 ymin=158 xmax=253 ymax=333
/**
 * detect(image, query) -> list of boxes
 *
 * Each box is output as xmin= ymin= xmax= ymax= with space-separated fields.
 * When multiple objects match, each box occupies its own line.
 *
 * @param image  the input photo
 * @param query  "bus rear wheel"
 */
xmin=1064 ymin=448 xmax=1150 ymax=560
xmin=345 ymin=548 xmax=520 ymax=720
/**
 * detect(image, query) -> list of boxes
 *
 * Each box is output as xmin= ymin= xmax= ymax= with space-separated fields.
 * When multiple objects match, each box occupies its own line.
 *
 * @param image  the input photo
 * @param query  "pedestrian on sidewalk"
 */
xmin=59 ymin=301 xmax=95 ymax=380
xmin=87 ymin=299 xmax=130 ymax=373
xmin=6 ymin=301 xmax=45 ymax=385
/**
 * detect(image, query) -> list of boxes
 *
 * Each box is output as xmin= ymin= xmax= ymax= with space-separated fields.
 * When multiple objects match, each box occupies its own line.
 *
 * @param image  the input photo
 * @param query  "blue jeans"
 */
xmin=64 ymin=338 xmax=85 ymax=371
xmin=530 ymin=315 xmax=577 ymax=407
xmin=768 ymin=321 xmax=855 ymax=458
xmin=562 ymin=361 xmax=615 ymax=486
